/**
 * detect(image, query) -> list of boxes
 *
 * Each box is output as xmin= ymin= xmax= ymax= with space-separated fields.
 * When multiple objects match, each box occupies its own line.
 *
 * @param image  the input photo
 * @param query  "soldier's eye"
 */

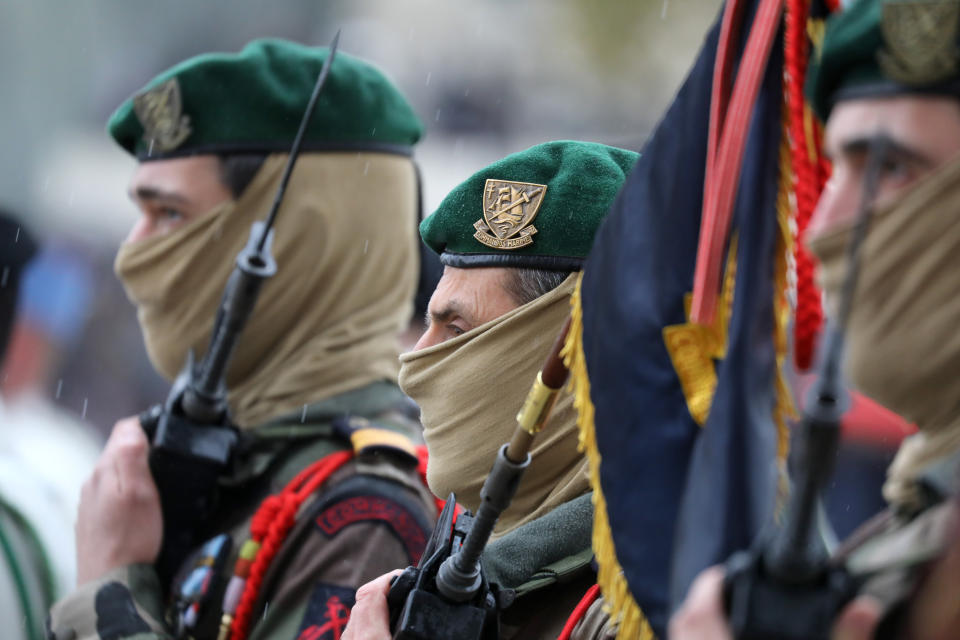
xmin=159 ymin=207 xmax=184 ymax=221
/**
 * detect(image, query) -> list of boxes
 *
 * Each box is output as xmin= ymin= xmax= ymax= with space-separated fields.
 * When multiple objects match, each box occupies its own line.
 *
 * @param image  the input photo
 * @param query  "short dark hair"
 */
xmin=217 ymin=153 xmax=268 ymax=198
xmin=502 ymin=268 xmax=571 ymax=307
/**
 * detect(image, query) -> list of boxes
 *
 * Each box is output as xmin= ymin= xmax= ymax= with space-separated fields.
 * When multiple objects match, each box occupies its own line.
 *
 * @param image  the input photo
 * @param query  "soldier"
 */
xmin=342 ymin=140 xmax=639 ymax=640
xmin=670 ymin=0 xmax=960 ymax=637
xmin=48 ymin=40 xmax=439 ymax=640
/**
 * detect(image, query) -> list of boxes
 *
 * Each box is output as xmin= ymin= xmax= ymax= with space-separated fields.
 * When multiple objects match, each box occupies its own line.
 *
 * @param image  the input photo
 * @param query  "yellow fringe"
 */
xmin=562 ymin=273 xmax=656 ymax=640
xmin=559 ymin=99 xmax=798 ymax=638
xmin=773 ymin=94 xmax=799 ymax=514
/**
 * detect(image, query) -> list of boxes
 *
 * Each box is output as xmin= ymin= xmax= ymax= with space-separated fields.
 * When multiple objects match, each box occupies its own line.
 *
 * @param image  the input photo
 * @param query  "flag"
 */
xmin=562 ymin=2 xmax=795 ymax=637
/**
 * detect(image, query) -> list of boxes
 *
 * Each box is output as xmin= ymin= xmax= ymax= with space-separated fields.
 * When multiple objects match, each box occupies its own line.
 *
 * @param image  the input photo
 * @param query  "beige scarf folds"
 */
xmin=115 ymin=153 xmax=419 ymax=428
xmin=398 ymin=274 xmax=589 ymax=536
xmin=807 ymin=151 xmax=960 ymax=511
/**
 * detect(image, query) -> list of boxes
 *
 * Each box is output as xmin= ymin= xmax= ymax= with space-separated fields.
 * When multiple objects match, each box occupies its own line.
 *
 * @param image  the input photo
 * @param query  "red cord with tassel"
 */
xmin=229 ymin=450 xmax=353 ymax=640
xmin=786 ymin=0 xmax=842 ymax=370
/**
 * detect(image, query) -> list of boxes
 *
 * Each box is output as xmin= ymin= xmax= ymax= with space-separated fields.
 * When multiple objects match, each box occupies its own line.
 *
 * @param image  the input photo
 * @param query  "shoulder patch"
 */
xmin=308 ymin=474 xmax=432 ymax=565
xmin=295 ymin=582 xmax=354 ymax=640
xmin=315 ymin=495 xmax=428 ymax=564
xmin=332 ymin=416 xmax=419 ymax=465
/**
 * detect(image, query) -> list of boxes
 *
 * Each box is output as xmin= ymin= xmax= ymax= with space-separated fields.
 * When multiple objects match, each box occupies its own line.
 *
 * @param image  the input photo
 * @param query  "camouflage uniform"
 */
xmin=49 ymin=382 xmax=436 ymax=640
xmin=49 ymin=39 xmax=432 ymax=640
xmin=395 ymin=142 xmax=638 ymax=639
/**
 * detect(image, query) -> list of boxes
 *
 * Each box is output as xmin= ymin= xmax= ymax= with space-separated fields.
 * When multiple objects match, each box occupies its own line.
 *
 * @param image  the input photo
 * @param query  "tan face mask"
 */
xmin=115 ymin=199 xmax=235 ymax=381
xmin=807 ymin=151 xmax=960 ymax=509
xmin=399 ymin=274 xmax=588 ymax=537
xmin=116 ymin=152 xmax=419 ymax=427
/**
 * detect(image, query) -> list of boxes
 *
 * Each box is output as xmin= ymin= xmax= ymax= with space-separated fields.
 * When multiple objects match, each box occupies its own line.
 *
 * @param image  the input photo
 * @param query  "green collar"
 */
xmin=481 ymin=492 xmax=594 ymax=596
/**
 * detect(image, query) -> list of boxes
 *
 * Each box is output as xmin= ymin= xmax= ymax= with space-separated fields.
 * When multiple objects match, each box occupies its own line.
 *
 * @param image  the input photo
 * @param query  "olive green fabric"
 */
xmin=481 ymin=492 xmax=594 ymax=593
xmin=481 ymin=492 xmax=601 ymax=640
xmin=108 ymin=38 xmax=422 ymax=159
xmin=808 ymin=0 xmax=960 ymax=121
xmin=420 ymin=140 xmax=638 ymax=270
xmin=49 ymin=382 xmax=435 ymax=640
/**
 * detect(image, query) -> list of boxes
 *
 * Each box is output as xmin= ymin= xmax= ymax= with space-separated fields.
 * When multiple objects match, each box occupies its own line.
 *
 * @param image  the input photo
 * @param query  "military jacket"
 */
xmin=480 ymin=493 xmax=616 ymax=640
xmin=49 ymin=381 xmax=437 ymax=640
xmin=834 ymin=450 xmax=960 ymax=637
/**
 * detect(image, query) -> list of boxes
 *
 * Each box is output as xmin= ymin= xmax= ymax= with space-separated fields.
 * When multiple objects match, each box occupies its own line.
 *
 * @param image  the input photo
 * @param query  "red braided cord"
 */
xmin=787 ymin=0 xmax=842 ymax=369
xmin=786 ymin=0 xmax=821 ymax=371
xmin=557 ymin=584 xmax=602 ymax=640
xmin=231 ymin=450 xmax=354 ymax=640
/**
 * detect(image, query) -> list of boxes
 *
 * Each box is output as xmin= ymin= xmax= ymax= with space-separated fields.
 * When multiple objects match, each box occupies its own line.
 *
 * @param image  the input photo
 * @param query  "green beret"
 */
xmin=421 ymin=140 xmax=638 ymax=271
xmin=808 ymin=0 xmax=960 ymax=121
xmin=108 ymin=38 xmax=422 ymax=160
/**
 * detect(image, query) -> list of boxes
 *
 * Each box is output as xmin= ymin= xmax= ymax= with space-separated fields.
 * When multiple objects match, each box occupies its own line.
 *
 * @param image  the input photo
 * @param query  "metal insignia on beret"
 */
xmin=133 ymin=78 xmax=192 ymax=153
xmin=878 ymin=0 xmax=960 ymax=86
xmin=473 ymin=180 xmax=547 ymax=250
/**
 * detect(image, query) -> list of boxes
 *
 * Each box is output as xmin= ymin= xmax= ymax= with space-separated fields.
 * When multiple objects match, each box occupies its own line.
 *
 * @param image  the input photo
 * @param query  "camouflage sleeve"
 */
xmin=571 ymin=596 xmax=619 ymax=640
xmin=47 ymin=564 xmax=171 ymax=640
xmin=249 ymin=461 xmax=435 ymax=640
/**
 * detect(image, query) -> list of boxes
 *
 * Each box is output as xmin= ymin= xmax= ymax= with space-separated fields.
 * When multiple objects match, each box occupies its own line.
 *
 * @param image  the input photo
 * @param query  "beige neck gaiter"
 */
xmin=398 ymin=274 xmax=589 ymax=537
xmin=807 ymin=151 xmax=960 ymax=511
xmin=115 ymin=152 xmax=419 ymax=428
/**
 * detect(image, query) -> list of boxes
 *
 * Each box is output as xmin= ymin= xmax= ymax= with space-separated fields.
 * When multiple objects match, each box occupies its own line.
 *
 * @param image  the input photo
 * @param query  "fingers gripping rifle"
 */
xmin=386 ymin=319 xmax=573 ymax=640
xmin=723 ymin=137 xmax=892 ymax=639
xmin=138 ymin=32 xmax=341 ymax=588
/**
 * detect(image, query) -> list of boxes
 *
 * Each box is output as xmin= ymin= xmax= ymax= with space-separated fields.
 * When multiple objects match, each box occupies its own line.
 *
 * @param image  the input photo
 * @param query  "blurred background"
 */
xmin=0 ymin=0 xmax=722 ymax=437
xmin=0 ymin=0 xmax=902 ymax=548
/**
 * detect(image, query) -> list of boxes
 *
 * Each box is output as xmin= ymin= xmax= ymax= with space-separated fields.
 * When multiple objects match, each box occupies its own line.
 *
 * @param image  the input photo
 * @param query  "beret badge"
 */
xmin=133 ymin=78 xmax=193 ymax=153
xmin=878 ymin=0 xmax=960 ymax=86
xmin=473 ymin=179 xmax=547 ymax=250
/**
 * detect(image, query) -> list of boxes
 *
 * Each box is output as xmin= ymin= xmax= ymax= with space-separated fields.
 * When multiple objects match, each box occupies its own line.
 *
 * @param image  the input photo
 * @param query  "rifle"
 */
xmin=138 ymin=31 xmax=341 ymax=588
xmin=723 ymin=137 xmax=891 ymax=639
xmin=386 ymin=319 xmax=572 ymax=640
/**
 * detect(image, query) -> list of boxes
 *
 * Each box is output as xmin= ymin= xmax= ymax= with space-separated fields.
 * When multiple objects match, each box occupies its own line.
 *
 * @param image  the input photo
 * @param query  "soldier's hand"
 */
xmin=671 ymin=566 xmax=884 ymax=640
xmin=342 ymin=570 xmax=401 ymax=640
xmin=831 ymin=596 xmax=881 ymax=640
xmin=669 ymin=565 xmax=733 ymax=639
xmin=75 ymin=416 xmax=163 ymax=585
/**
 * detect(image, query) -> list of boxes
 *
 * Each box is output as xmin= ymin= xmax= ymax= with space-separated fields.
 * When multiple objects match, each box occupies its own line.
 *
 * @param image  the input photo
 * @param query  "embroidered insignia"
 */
xmin=879 ymin=1 xmax=960 ymax=86
xmin=295 ymin=583 xmax=355 ymax=640
xmin=315 ymin=495 xmax=428 ymax=564
xmin=473 ymin=179 xmax=547 ymax=250
xmin=133 ymin=78 xmax=193 ymax=152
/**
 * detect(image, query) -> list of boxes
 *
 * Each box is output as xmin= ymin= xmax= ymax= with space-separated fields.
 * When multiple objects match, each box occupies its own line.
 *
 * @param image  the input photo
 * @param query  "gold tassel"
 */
xmin=773 ymin=94 xmax=800 ymax=515
xmin=562 ymin=273 xmax=656 ymax=640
